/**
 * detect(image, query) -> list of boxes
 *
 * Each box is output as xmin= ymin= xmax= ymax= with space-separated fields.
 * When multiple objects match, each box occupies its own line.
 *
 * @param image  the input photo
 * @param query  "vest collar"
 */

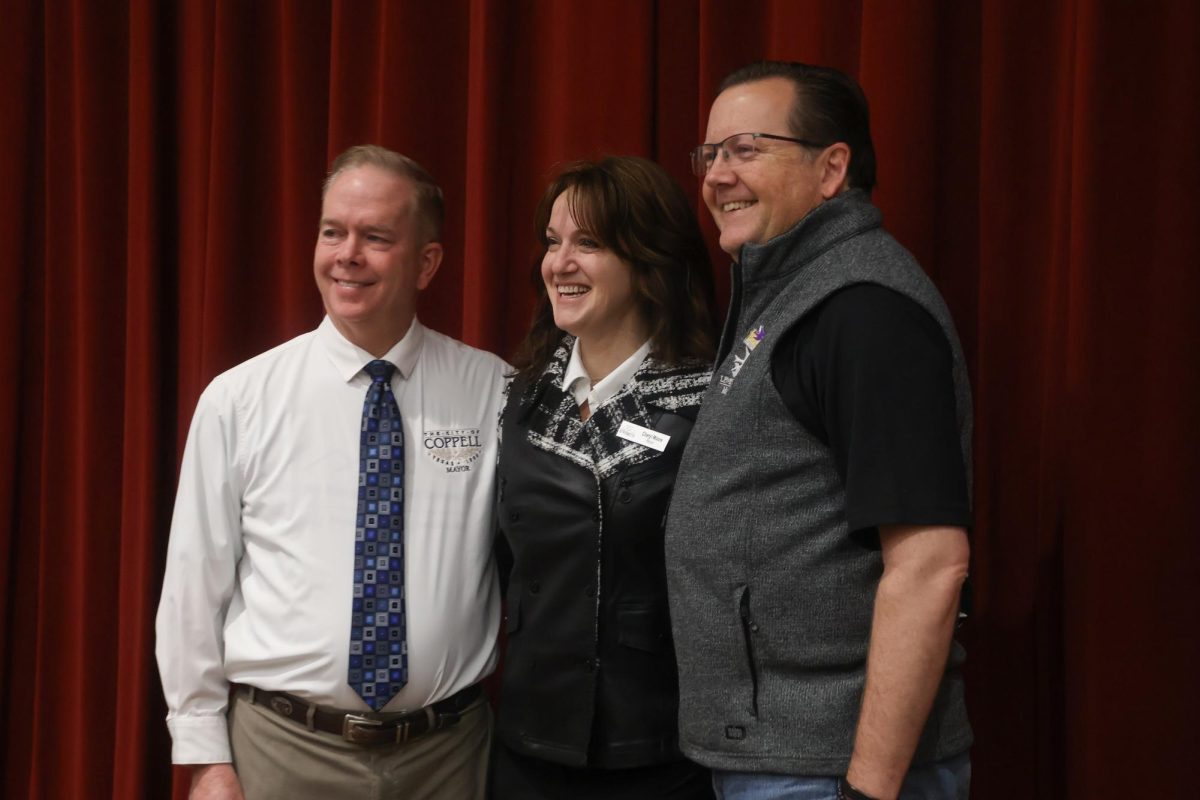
xmin=737 ymin=189 xmax=881 ymax=284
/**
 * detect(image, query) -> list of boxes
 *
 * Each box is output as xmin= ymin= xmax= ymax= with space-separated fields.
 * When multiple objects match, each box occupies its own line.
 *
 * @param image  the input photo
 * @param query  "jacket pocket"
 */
xmin=738 ymin=586 xmax=760 ymax=718
xmin=616 ymin=605 xmax=669 ymax=654
xmin=620 ymin=450 xmax=683 ymax=483
xmin=505 ymin=587 xmax=522 ymax=634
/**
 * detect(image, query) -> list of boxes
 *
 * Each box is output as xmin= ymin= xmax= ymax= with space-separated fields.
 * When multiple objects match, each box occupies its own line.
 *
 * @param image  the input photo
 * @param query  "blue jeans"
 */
xmin=711 ymin=752 xmax=970 ymax=800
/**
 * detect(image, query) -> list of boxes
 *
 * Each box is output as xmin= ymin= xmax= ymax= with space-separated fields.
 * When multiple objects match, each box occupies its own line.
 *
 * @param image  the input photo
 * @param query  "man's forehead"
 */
xmin=321 ymin=167 xmax=415 ymax=213
xmin=326 ymin=165 xmax=415 ymax=199
xmin=318 ymin=215 xmax=398 ymax=233
xmin=707 ymin=78 xmax=795 ymax=137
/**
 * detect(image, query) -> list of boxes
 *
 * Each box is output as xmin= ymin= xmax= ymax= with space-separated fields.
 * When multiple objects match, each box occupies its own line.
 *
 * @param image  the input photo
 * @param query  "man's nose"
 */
xmin=336 ymin=234 xmax=362 ymax=265
xmin=705 ymin=149 xmax=736 ymax=186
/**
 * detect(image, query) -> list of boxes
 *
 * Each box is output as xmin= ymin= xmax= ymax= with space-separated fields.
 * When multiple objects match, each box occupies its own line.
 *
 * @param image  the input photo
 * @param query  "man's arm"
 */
xmin=844 ymin=524 xmax=970 ymax=800
xmin=155 ymin=382 xmax=245 ymax=774
xmin=188 ymin=764 xmax=244 ymax=800
xmin=773 ymin=286 xmax=972 ymax=796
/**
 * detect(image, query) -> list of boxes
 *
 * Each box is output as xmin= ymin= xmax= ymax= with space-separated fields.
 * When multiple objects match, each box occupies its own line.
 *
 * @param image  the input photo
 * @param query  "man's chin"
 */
xmin=327 ymin=304 xmax=379 ymax=331
xmin=719 ymin=233 xmax=748 ymax=260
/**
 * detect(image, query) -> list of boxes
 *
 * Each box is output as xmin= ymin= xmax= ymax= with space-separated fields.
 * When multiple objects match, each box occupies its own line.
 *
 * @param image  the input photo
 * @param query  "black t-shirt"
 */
xmin=770 ymin=283 xmax=971 ymax=543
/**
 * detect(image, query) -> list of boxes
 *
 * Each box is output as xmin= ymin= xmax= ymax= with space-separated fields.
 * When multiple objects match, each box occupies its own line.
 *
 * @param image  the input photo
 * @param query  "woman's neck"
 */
xmin=577 ymin=328 xmax=648 ymax=383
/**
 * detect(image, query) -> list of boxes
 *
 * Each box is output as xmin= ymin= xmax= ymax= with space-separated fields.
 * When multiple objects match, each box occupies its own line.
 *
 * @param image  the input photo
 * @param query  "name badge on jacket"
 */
xmin=616 ymin=420 xmax=669 ymax=452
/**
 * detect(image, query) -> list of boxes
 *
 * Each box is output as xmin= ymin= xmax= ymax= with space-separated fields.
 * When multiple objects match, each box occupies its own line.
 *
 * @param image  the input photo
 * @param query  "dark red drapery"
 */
xmin=2 ymin=2 xmax=1197 ymax=797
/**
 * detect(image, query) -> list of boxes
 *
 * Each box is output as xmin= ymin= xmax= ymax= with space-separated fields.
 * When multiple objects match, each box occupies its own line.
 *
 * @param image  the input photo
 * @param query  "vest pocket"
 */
xmin=616 ymin=604 xmax=669 ymax=653
xmin=738 ymin=586 xmax=760 ymax=718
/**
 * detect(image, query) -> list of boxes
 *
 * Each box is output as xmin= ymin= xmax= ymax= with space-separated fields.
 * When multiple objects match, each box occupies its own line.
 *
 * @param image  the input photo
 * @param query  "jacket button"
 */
xmin=529 ymin=581 xmax=540 ymax=594
xmin=508 ymin=511 xmax=520 ymax=522
xmin=585 ymin=585 xmax=596 ymax=598
xmin=618 ymin=489 xmax=632 ymax=503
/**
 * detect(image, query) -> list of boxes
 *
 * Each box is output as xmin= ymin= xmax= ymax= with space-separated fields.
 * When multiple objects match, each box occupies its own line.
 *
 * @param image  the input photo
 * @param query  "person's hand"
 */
xmin=188 ymin=763 xmax=244 ymax=800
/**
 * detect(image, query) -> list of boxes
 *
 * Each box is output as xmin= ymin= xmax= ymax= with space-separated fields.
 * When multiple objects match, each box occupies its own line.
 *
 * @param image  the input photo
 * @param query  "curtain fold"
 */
xmin=1056 ymin=2 xmax=1200 ymax=790
xmin=1 ymin=2 xmax=1196 ymax=797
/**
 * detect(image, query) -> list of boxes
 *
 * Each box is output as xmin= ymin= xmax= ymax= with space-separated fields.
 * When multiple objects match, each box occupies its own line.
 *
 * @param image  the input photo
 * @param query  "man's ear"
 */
xmin=415 ymin=241 xmax=443 ymax=291
xmin=820 ymin=143 xmax=852 ymax=199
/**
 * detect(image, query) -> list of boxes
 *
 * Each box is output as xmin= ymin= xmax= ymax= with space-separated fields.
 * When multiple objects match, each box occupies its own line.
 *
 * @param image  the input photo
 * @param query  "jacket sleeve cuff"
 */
xmin=167 ymin=715 xmax=233 ymax=764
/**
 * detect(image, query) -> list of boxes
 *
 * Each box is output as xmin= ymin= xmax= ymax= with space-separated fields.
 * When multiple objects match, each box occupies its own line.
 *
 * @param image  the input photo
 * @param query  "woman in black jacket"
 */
xmin=492 ymin=156 xmax=718 ymax=799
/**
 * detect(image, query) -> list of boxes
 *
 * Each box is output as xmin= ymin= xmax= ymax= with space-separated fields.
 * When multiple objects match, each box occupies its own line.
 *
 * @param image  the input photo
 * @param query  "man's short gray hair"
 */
xmin=323 ymin=144 xmax=445 ymax=241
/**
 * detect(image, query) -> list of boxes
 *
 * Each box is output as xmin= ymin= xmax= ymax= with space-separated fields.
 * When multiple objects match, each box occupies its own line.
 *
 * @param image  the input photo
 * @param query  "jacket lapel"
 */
xmin=522 ymin=337 xmax=709 ymax=480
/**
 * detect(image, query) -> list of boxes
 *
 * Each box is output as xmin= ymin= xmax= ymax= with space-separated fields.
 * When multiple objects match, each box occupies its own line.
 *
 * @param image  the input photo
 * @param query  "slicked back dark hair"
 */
xmin=719 ymin=61 xmax=877 ymax=193
xmin=511 ymin=156 xmax=717 ymax=381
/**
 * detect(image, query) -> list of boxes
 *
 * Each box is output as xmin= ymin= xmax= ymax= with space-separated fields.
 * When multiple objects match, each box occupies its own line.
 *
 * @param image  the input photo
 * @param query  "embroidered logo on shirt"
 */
xmin=423 ymin=428 xmax=483 ymax=473
xmin=722 ymin=325 xmax=766 ymax=394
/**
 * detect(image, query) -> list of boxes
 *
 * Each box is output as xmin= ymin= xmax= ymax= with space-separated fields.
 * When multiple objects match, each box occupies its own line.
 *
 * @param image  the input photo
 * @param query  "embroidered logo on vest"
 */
xmin=423 ymin=428 xmax=483 ymax=473
xmin=720 ymin=325 xmax=766 ymax=394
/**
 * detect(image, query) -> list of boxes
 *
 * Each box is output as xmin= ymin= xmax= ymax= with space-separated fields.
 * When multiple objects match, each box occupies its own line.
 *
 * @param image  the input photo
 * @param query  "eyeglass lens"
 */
xmin=691 ymin=133 xmax=760 ymax=176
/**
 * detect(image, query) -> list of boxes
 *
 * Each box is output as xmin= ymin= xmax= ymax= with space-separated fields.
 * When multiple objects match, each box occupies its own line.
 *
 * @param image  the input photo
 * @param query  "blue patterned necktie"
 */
xmin=348 ymin=359 xmax=408 ymax=710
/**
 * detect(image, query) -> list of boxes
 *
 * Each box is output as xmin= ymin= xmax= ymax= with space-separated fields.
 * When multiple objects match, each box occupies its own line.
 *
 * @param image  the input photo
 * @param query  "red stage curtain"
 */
xmin=1 ymin=2 xmax=1196 ymax=797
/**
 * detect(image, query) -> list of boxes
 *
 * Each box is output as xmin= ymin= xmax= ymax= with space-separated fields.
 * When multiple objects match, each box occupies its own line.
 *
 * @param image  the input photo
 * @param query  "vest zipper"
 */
xmin=738 ymin=586 xmax=760 ymax=718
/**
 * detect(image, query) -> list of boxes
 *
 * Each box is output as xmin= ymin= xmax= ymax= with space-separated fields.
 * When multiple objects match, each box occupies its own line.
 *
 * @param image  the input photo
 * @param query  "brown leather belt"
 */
xmin=233 ymin=682 xmax=482 ymax=746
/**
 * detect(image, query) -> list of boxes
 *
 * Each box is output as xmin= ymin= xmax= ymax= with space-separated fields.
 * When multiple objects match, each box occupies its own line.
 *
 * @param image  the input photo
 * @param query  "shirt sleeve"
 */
xmin=154 ymin=381 xmax=245 ymax=764
xmin=771 ymin=284 xmax=971 ymax=541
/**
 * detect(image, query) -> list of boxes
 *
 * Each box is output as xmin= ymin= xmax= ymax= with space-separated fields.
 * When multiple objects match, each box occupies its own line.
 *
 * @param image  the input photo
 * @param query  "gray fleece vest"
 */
xmin=665 ymin=190 xmax=973 ymax=774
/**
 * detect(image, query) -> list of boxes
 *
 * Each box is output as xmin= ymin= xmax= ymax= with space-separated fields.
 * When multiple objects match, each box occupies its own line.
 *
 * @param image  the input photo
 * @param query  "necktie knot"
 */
xmin=365 ymin=360 xmax=395 ymax=382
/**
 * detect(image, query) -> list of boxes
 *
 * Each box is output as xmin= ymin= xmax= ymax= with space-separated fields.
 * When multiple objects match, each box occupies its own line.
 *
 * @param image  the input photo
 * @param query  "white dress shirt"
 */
xmin=155 ymin=317 xmax=508 ymax=764
xmin=562 ymin=338 xmax=652 ymax=412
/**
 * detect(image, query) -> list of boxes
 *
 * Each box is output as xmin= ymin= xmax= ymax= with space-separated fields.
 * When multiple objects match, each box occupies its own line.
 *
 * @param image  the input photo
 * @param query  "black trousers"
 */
xmin=491 ymin=742 xmax=714 ymax=800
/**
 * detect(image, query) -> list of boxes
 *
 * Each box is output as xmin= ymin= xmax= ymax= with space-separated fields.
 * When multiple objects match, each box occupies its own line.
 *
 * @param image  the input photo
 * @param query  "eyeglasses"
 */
xmin=689 ymin=132 xmax=829 ymax=177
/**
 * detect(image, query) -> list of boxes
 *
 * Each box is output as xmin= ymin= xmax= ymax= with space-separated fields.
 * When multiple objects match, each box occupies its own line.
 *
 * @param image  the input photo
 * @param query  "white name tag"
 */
xmin=616 ymin=420 xmax=670 ymax=452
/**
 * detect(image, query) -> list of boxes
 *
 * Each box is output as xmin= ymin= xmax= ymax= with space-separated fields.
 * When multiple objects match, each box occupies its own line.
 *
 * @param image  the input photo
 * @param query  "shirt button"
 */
xmin=749 ymin=622 xmax=760 ymax=633
xmin=529 ymin=581 xmax=540 ymax=594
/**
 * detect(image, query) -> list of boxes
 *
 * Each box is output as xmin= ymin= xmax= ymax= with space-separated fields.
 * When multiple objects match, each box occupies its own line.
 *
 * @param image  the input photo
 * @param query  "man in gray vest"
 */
xmin=666 ymin=62 xmax=973 ymax=800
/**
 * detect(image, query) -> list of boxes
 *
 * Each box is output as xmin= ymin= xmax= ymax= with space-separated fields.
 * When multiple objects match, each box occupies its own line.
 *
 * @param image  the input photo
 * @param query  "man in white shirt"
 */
xmin=156 ymin=145 xmax=508 ymax=800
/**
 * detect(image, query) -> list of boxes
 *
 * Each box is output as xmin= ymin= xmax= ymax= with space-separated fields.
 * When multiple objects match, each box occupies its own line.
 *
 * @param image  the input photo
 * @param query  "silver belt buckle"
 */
xmin=342 ymin=714 xmax=383 ymax=744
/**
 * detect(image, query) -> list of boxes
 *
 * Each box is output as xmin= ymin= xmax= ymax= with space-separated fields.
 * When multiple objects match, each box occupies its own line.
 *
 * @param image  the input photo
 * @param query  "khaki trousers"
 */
xmin=228 ymin=692 xmax=491 ymax=800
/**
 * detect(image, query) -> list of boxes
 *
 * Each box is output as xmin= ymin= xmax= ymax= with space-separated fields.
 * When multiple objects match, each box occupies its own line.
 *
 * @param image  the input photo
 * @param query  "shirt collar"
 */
xmin=316 ymin=316 xmax=425 ymax=382
xmin=561 ymin=338 xmax=652 ymax=411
